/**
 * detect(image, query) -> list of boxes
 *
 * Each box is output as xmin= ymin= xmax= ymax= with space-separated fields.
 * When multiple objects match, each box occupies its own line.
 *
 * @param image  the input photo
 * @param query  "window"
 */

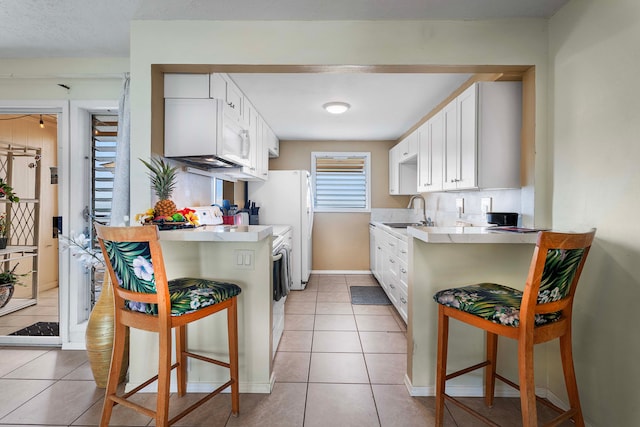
xmin=311 ymin=152 xmax=371 ymax=212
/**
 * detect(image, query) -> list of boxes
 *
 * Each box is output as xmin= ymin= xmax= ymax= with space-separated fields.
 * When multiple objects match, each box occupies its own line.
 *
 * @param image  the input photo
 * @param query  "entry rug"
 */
xmin=10 ymin=322 xmax=59 ymax=336
xmin=350 ymin=286 xmax=392 ymax=305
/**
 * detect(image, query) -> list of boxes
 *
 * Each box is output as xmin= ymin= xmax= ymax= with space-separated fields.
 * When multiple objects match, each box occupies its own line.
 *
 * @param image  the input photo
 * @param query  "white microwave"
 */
xmin=164 ymin=98 xmax=250 ymax=168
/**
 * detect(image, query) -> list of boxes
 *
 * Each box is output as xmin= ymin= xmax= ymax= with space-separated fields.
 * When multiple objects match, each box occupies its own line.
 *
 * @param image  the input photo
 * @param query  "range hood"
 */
xmin=171 ymin=155 xmax=238 ymax=169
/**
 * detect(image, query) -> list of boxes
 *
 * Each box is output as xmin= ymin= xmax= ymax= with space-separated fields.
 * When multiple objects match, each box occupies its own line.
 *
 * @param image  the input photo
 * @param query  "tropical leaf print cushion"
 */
xmin=433 ymin=248 xmax=585 ymax=327
xmin=103 ymin=240 xmax=241 ymax=316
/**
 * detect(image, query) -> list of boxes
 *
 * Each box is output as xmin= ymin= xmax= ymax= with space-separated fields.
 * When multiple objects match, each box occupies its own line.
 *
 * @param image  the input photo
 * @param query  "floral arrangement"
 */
xmin=0 ymin=178 xmax=19 ymax=203
xmin=59 ymin=233 xmax=105 ymax=269
xmin=135 ymin=207 xmax=199 ymax=226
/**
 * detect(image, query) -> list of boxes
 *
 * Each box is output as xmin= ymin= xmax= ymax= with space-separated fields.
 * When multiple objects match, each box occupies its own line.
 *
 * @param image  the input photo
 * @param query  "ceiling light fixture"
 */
xmin=323 ymin=102 xmax=350 ymax=115
xmin=39 ymin=115 xmax=44 ymax=128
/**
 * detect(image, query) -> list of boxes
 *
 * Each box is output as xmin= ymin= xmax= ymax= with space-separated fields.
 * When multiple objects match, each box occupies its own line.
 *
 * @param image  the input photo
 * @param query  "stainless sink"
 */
xmin=382 ymin=222 xmax=424 ymax=228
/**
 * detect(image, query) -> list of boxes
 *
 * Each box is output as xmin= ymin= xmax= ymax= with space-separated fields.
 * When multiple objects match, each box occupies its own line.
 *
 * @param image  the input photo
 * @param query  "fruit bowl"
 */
xmin=145 ymin=220 xmax=196 ymax=231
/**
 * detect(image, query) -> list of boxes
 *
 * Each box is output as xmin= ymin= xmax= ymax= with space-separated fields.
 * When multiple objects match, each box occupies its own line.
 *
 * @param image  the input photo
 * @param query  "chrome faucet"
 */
xmin=407 ymin=195 xmax=427 ymax=225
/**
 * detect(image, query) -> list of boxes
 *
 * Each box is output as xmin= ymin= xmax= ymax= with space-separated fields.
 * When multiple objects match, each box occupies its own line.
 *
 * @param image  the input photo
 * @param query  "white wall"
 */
xmin=549 ymin=1 xmax=640 ymax=425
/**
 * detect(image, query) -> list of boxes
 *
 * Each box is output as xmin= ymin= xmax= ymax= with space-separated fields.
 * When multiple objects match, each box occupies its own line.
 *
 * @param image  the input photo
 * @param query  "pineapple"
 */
xmin=140 ymin=157 xmax=178 ymax=218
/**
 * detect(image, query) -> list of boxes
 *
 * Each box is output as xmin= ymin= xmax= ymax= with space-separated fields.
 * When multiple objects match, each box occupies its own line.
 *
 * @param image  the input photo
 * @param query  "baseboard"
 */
xmin=311 ymin=270 xmax=373 ymax=275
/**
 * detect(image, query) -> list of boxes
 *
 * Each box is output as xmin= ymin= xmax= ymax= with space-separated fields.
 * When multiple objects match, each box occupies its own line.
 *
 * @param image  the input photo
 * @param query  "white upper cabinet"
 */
xmin=442 ymin=81 xmax=522 ymax=191
xmin=210 ymin=73 xmax=246 ymax=127
xmin=417 ymin=110 xmax=444 ymax=193
xmin=389 ymin=130 xmax=418 ymax=195
xmin=264 ymin=124 xmax=279 ymax=158
xmin=164 ymin=74 xmax=209 ymax=98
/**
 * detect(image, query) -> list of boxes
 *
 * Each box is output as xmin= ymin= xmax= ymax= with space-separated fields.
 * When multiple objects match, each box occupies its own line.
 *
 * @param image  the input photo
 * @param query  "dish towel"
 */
xmin=273 ymin=244 xmax=292 ymax=301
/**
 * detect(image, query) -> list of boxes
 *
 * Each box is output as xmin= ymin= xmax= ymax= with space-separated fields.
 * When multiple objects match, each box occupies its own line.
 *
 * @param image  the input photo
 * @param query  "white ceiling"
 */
xmin=0 ymin=0 xmax=569 ymax=141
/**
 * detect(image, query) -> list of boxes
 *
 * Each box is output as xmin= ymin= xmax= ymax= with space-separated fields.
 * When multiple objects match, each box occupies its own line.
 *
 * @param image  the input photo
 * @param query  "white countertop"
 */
xmin=369 ymin=222 xmax=410 ymax=241
xmin=159 ymin=224 xmax=273 ymax=242
xmin=407 ymin=225 xmax=540 ymax=244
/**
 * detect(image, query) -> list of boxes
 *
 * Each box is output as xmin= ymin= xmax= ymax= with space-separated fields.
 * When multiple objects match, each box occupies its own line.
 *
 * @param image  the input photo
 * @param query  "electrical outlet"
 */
xmin=481 ymin=197 xmax=492 ymax=214
xmin=456 ymin=198 xmax=464 ymax=217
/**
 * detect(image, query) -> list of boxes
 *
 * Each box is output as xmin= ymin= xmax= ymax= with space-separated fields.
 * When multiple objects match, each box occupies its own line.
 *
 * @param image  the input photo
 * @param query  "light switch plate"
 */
xmin=481 ymin=197 xmax=492 ymax=214
xmin=233 ymin=249 xmax=255 ymax=270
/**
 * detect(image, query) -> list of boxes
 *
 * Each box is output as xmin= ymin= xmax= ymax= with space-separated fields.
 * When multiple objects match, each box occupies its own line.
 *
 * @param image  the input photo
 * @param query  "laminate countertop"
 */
xmin=407 ymin=226 xmax=540 ymax=244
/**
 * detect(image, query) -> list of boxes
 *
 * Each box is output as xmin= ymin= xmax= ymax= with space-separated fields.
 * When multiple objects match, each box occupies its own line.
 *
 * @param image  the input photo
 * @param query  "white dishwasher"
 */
xmin=271 ymin=225 xmax=293 ymax=357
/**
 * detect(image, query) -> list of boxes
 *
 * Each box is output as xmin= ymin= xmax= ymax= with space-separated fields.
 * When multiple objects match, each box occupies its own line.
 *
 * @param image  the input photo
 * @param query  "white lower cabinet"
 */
xmin=370 ymin=225 xmax=408 ymax=323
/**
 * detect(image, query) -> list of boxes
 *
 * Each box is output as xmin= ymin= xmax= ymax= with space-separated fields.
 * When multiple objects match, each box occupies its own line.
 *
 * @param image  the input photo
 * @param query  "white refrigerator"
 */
xmin=248 ymin=170 xmax=314 ymax=290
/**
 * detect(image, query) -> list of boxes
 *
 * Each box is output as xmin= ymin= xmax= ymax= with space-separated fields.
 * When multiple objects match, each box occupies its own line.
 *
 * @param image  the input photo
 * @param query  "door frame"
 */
xmin=0 ymin=99 xmax=67 ymax=346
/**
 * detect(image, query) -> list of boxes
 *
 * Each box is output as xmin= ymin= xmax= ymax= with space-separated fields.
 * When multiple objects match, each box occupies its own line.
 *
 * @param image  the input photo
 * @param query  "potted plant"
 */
xmin=0 ymin=178 xmax=19 ymax=203
xmin=0 ymin=263 xmax=25 ymax=309
xmin=0 ymin=212 xmax=8 ymax=250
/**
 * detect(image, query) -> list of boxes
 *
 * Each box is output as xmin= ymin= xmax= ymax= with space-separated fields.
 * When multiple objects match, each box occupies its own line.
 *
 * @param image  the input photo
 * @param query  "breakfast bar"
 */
xmin=405 ymin=226 xmax=539 ymax=396
xmin=126 ymin=225 xmax=276 ymax=394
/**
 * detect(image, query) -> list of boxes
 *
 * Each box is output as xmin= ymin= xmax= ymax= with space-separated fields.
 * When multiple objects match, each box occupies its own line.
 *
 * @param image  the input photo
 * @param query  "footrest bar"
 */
xmin=444 ymin=394 xmax=501 ymax=427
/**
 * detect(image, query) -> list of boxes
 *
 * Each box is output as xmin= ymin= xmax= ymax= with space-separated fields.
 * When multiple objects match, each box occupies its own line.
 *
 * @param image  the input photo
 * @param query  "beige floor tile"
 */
xmin=285 ymin=290 xmax=317 ymax=303
xmin=170 ymin=392 xmax=232 ymax=427
xmin=372 ymin=385 xmax=453 ymax=426
xmin=2 ymin=380 xmax=103 ymax=425
xmin=305 ymin=383 xmax=379 ymax=427
xmin=225 ymin=383 xmax=307 ymax=427
xmin=0 ymin=379 xmax=56 ymax=418
xmin=314 ymin=314 xmax=357 ymax=331
xmin=0 ymin=347 xmax=52 ymax=377
xmin=365 ymin=353 xmax=407 ymax=384
xmin=318 ymin=275 xmax=347 ymax=284
xmin=389 ymin=306 xmax=408 ymax=331
xmin=277 ymin=330 xmax=313 ymax=352
xmin=315 ymin=302 xmax=353 ymax=315
xmin=346 ymin=274 xmax=378 ymax=285
xmin=273 ymin=351 xmax=310 ymax=383
xmin=355 ymin=314 xmax=402 ymax=332
xmin=63 ymin=360 xmax=97 ymax=381
xmin=309 ymin=352 xmax=369 ymax=383
xmin=352 ymin=305 xmax=393 ymax=315
xmin=316 ymin=291 xmax=350 ymax=303
xmin=284 ymin=301 xmax=316 ymax=315
xmin=4 ymin=349 xmax=88 ymax=379
xmin=0 ymin=314 xmax=50 ymax=327
xmin=10 ymin=305 xmax=59 ymax=316
xmin=283 ymin=314 xmax=315 ymax=331
xmin=360 ymin=331 xmax=408 ymax=353
xmin=312 ymin=330 xmax=362 ymax=353
xmin=445 ymin=396 xmax=525 ymax=426
xmin=72 ymin=389 xmax=155 ymax=426
xmin=316 ymin=281 xmax=349 ymax=293
xmin=304 ymin=280 xmax=319 ymax=292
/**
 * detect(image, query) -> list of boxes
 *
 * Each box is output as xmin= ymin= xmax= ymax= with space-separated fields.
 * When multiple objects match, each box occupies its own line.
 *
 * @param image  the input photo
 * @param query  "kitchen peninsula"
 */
xmin=404 ymin=226 xmax=540 ymax=396
xmin=127 ymin=224 xmax=276 ymax=394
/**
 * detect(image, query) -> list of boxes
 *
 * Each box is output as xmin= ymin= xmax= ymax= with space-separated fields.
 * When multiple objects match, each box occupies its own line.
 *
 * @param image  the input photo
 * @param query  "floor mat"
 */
xmin=9 ymin=322 xmax=59 ymax=336
xmin=350 ymin=286 xmax=392 ymax=305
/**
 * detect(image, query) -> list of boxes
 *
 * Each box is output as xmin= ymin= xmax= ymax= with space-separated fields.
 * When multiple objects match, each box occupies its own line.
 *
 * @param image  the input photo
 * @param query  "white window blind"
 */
xmin=312 ymin=152 xmax=371 ymax=212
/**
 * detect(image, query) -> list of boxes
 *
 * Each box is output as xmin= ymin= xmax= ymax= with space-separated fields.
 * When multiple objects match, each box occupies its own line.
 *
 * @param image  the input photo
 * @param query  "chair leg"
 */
xmin=435 ymin=305 xmax=449 ymax=427
xmin=559 ymin=331 xmax=585 ymax=427
xmin=100 ymin=321 xmax=127 ymax=427
xmin=156 ymin=327 xmax=172 ymax=427
xmin=485 ymin=332 xmax=498 ymax=408
xmin=176 ymin=325 xmax=187 ymax=397
xmin=227 ymin=297 xmax=240 ymax=416
xmin=518 ymin=338 xmax=537 ymax=427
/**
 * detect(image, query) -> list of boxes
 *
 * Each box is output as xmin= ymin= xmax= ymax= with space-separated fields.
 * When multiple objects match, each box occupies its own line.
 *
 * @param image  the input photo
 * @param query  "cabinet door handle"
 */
xmin=390 ymin=284 xmax=395 ymax=289
xmin=403 ymin=152 xmax=409 ymax=156
xmin=400 ymin=297 xmax=407 ymax=304
xmin=400 ymin=268 xmax=407 ymax=273
xmin=400 ymin=250 xmax=407 ymax=254
xmin=389 ymin=259 xmax=395 ymax=264
xmin=388 ymin=242 xmax=395 ymax=247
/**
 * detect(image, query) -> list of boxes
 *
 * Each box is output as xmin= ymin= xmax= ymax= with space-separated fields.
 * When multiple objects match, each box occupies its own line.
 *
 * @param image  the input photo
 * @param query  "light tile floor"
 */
xmin=0 ymin=274 xmax=572 ymax=426
xmin=0 ymin=288 xmax=59 ymax=336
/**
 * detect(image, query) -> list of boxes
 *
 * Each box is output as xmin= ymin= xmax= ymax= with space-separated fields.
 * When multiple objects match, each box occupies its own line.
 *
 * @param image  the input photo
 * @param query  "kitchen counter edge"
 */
xmin=407 ymin=226 xmax=539 ymax=244
xmin=159 ymin=225 xmax=273 ymax=242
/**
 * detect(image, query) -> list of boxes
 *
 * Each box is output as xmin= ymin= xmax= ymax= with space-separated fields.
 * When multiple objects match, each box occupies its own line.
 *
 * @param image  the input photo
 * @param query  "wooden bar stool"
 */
xmin=95 ymin=224 xmax=241 ymax=427
xmin=433 ymin=229 xmax=596 ymax=427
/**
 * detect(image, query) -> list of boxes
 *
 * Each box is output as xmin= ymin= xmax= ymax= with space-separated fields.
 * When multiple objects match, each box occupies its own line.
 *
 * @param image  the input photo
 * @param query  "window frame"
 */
xmin=311 ymin=151 xmax=371 ymax=213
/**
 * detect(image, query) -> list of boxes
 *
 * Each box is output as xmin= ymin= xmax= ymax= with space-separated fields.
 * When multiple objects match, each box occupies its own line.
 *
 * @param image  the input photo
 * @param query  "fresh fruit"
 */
xmin=140 ymin=157 xmax=178 ymax=218
xmin=172 ymin=213 xmax=185 ymax=222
